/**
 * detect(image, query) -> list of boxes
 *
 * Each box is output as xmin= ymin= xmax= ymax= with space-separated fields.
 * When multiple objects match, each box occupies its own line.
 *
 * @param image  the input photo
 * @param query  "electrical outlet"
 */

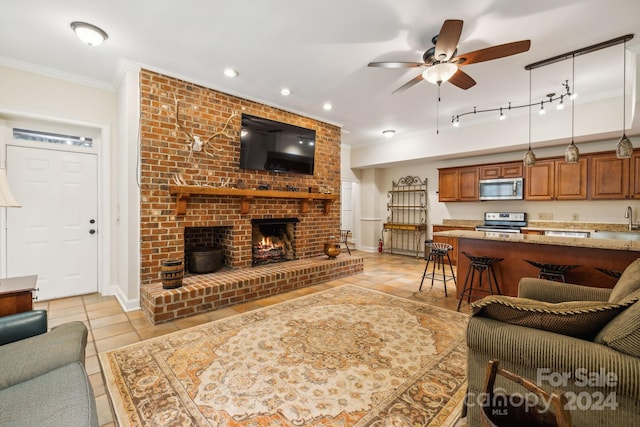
xmin=538 ymin=213 xmax=553 ymax=220
xmin=572 ymin=213 xmax=579 ymax=221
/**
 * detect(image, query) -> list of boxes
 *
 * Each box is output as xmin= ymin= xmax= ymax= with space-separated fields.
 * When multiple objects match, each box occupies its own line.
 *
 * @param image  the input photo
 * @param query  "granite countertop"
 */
xmin=439 ymin=219 xmax=632 ymax=233
xmin=433 ymin=229 xmax=640 ymax=252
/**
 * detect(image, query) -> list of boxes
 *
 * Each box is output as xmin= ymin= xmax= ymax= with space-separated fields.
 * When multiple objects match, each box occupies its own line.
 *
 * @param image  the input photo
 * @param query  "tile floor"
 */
xmin=34 ymin=251 xmax=468 ymax=427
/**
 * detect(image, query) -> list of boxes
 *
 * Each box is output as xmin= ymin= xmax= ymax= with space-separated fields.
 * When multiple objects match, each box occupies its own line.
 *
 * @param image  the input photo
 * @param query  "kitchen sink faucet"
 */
xmin=625 ymin=206 xmax=640 ymax=231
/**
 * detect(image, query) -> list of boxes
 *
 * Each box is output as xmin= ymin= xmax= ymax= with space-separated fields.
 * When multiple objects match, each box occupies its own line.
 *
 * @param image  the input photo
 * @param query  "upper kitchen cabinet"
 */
xmin=438 ymin=167 xmax=479 ymax=202
xmin=589 ymin=152 xmax=631 ymax=199
xmin=479 ymin=162 xmax=523 ymax=180
xmin=525 ymin=158 xmax=587 ymax=200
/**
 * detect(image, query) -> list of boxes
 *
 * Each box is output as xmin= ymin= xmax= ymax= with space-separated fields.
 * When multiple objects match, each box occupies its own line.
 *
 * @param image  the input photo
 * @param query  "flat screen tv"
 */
xmin=239 ymin=114 xmax=316 ymax=175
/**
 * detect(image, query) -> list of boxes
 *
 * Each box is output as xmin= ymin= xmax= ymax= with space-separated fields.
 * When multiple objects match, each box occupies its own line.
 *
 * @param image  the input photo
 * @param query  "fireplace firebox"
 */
xmin=252 ymin=218 xmax=298 ymax=265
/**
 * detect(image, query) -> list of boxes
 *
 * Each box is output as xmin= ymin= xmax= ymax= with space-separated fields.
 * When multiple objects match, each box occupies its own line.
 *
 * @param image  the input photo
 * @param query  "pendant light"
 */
xmin=523 ymin=70 xmax=536 ymax=166
xmin=565 ymin=54 xmax=579 ymax=163
xmin=616 ymin=40 xmax=633 ymax=159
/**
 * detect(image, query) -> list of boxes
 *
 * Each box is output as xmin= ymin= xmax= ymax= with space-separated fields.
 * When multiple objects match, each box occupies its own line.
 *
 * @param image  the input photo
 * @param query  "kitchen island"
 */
xmin=432 ymin=230 xmax=640 ymax=298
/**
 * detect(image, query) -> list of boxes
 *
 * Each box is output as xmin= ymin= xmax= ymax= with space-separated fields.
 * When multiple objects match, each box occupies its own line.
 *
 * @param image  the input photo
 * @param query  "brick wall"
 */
xmin=139 ymin=70 xmax=342 ymax=285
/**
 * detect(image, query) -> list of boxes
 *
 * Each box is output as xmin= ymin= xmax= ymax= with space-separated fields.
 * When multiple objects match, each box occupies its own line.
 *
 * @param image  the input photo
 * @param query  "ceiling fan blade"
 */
xmin=368 ymin=61 xmax=423 ymax=68
xmin=392 ymin=74 xmax=424 ymax=94
xmin=451 ymin=40 xmax=531 ymax=66
xmin=448 ymin=69 xmax=476 ymax=90
xmin=434 ymin=19 xmax=463 ymax=61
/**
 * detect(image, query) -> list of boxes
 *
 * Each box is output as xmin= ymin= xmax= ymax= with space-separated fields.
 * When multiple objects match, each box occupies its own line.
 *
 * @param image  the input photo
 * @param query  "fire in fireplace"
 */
xmin=252 ymin=218 xmax=298 ymax=265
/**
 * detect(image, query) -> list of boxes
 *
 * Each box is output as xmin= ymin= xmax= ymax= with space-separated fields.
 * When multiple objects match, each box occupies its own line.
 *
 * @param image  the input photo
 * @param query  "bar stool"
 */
xmin=595 ymin=267 xmax=622 ymax=279
xmin=419 ymin=240 xmax=456 ymax=296
xmin=524 ymin=259 xmax=580 ymax=282
xmin=457 ymin=252 xmax=503 ymax=312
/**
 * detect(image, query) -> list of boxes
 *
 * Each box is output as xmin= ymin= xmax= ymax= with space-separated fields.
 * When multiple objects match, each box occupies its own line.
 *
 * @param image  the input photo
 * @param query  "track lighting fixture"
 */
xmin=538 ymin=102 xmax=546 ymax=115
xmin=556 ymin=95 xmax=565 ymax=110
xmin=499 ymin=108 xmax=506 ymax=120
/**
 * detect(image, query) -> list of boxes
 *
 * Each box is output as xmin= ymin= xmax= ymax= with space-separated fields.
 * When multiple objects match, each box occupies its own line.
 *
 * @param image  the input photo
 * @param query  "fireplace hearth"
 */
xmin=252 ymin=218 xmax=298 ymax=266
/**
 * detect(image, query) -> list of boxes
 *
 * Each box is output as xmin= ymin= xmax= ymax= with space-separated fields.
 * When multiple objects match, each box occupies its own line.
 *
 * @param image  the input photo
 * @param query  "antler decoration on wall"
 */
xmin=173 ymin=95 xmax=239 ymax=162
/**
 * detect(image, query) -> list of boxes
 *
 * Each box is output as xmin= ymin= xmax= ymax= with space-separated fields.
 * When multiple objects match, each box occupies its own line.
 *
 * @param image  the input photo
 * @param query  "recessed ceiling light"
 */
xmin=323 ymin=103 xmax=332 ymax=111
xmin=70 ymin=21 xmax=108 ymax=46
xmin=280 ymin=88 xmax=291 ymax=96
xmin=224 ymin=68 xmax=239 ymax=77
xmin=382 ymin=130 xmax=396 ymax=138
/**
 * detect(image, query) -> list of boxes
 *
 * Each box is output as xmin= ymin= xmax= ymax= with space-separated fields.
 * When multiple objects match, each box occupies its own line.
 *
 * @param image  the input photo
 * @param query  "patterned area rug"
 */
xmin=100 ymin=285 xmax=469 ymax=426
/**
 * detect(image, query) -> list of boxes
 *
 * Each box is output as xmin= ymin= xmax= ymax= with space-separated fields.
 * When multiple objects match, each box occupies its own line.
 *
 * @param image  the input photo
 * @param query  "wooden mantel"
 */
xmin=168 ymin=185 xmax=339 ymax=215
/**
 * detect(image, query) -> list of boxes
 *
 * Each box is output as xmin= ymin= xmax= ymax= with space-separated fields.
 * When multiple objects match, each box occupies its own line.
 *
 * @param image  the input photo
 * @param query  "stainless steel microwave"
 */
xmin=479 ymin=177 xmax=523 ymax=200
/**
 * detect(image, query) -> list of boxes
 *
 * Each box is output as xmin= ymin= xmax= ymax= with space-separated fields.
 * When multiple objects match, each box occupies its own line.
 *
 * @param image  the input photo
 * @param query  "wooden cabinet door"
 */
xmin=458 ymin=167 xmax=479 ymax=201
xmin=479 ymin=162 xmax=523 ymax=179
xmin=438 ymin=169 xmax=458 ymax=201
xmin=589 ymin=153 xmax=629 ymax=199
xmin=525 ymin=160 xmax=554 ymax=200
xmin=555 ymin=158 xmax=587 ymax=200
xmin=629 ymin=152 xmax=640 ymax=199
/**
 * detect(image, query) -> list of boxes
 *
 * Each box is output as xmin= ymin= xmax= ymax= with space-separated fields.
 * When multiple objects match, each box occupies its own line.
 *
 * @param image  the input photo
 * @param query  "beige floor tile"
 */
xmin=47 ymin=304 xmax=88 ymax=318
xmin=87 ymin=306 xmax=125 ymax=321
xmin=85 ymin=354 xmax=101 ymax=376
xmin=174 ymin=313 xmax=213 ymax=330
xmin=94 ymin=393 xmax=115 ymax=426
xmin=92 ymin=321 xmax=135 ymax=341
xmin=89 ymin=313 xmax=129 ymax=329
xmin=48 ymin=312 xmax=88 ymax=328
xmin=89 ymin=372 xmax=106 ymax=398
xmin=205 ymin=306 xmax=239 ymax=321
xmin=130 ymin=315 xmax=155 ymax=330
xmin=85 ymin=299 xmax=122 ymax=312
xmin=95 ymin=331 xmax=141 ymax=353
xmin=126 ymin=309 xmax=147 ymax=320
xmin=136 ymin=323 xmax=180 ymax=340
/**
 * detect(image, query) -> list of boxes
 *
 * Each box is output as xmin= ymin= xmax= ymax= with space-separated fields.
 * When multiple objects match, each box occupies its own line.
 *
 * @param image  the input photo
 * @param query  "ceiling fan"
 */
xmin=368 ymin=19 xmax=531 ymax=93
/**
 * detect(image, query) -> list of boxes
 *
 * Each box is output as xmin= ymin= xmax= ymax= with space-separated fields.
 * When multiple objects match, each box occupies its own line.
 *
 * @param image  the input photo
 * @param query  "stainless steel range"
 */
xmin=475 ymin=212 xmax=527 ymax=233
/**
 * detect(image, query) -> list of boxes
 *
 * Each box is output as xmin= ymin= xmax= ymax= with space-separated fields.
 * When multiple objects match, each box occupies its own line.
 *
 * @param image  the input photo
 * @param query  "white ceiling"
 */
xmin=2 ymin=0 xmax=640 ymax=148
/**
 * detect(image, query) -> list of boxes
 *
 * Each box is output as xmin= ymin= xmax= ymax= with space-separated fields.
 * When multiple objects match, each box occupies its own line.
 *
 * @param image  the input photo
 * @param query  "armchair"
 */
xmin=0 ymin=310 xmax=98 ymax=426
xmin=465 ymin=259 xmax=640 ymax=427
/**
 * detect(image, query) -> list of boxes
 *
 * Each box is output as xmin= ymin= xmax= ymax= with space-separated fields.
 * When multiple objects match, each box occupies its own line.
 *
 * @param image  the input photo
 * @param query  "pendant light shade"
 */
xmin=565 ymin=141 xmax=579 ymax=163
xmin=617 ymin=134 xmax=634 ymax=159
xmin=523 ymin=147 xmax=537 ymax=167
xmin=564 ymin=55 xmax=579 ymax=163
xmin=523 ymin=70 xmax=536 ymax=167
xmin=617 ymin=41 xmax=633 ymax=159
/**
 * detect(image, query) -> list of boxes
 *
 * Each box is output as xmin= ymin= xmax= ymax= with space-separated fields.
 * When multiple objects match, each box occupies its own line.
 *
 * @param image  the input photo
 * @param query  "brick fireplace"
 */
xmin=138 ymin=70 xmax=362 ymax=323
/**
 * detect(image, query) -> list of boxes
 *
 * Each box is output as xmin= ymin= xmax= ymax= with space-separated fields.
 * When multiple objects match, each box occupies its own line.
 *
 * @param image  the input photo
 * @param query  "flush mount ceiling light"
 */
xmin=382 ymin=130 xmax=396 ymax=138
xmin=70 ymin=21 xmax=108 ymax=46
xmin=421 ymin=62 xmax=458 ymax=85
xmin=323 ymin=103 xmax=333 ymax=111
xmin=617 ymin=40 xmax=634 ymax=159
xmin=280 ymin=88 xmax=291 ymax=96
xmin=223 ymin=68 xmax=239 ymax=77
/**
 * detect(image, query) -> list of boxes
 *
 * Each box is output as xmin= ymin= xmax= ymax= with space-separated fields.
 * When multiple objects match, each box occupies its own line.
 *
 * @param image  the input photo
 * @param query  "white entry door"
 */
xmin=6 ymin=146 xmax=98 ymax=301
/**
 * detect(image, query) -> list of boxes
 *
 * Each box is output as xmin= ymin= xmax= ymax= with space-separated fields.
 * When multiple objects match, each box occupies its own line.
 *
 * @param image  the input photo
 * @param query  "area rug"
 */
xmin=100 ymin=285 xmax=469 ymax=426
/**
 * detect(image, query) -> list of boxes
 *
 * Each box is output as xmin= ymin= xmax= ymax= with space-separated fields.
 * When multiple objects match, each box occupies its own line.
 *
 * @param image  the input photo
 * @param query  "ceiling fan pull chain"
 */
xmin=436 ymin=84 xmax=441 ymax=134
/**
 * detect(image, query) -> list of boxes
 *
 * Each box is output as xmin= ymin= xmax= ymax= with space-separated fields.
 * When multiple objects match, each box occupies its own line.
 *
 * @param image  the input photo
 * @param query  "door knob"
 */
xmin=90 ymin=219 xmax=96 ymax=224
xmin=89 ymin=229 xmax=96 ymax=234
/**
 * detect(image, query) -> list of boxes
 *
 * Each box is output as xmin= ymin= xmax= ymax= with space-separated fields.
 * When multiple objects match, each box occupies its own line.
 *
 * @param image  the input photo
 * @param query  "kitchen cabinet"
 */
xmin=589 ymin=153 xmax=629 ymax=199
xmin=479 ymin=162 xmax=523 ymax=179
xmin=432 ymin=225 xmax=474 ymax=265
xmin=438 ymin=167 xmax=479 ymax=202
xmin=525 ymin=158 xmax=587 ymax=200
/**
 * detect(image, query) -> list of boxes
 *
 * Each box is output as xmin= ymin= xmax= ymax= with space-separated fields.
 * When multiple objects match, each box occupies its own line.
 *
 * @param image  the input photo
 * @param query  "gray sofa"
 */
xmin=0 ymin=310 xmax=98 ymax=427
xmin=466 ymin=259 xmax=640 ymax=427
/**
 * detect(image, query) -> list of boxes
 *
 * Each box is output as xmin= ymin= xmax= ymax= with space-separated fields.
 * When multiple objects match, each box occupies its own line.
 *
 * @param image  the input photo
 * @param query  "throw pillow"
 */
xmin=595 ymin=290 xmax=640 ymax=357
xmin=471 ymin=295 xmax=637 ymax=339
xmin=609 ymin=258 xmax=640 ymax=303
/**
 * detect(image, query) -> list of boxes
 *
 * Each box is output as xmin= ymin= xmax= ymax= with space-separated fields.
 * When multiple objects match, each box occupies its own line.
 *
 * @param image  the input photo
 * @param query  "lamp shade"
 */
xmin=616 ymin=134 xmax=633 ymax=159
xmin=523 ymin=148 xmax=536 ymax=167
xmin=422 ymin=63 xmax=458 ymax=85
xmin=564 ymin=141 xmax=579 ymax=163
xmin=0 ymin=168 xmax=21 ymax=207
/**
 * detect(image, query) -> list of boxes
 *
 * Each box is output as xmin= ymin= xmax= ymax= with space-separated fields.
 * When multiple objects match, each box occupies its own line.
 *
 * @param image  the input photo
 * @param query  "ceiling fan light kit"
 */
xmin=421 ymin=63 xmax=458 ymax=85
xmin=382 ymin=130 xmax=396 ymax=138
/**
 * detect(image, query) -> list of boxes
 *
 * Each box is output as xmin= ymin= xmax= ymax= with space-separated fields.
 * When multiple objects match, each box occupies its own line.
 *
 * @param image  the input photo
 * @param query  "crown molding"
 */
xmin=0 ymin=55 xmax=114 ymax=92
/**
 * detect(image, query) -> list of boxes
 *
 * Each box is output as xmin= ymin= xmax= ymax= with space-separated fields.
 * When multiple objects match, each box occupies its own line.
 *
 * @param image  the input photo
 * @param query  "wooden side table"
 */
xmin=0 ymin=275 xmax=37 ymax=317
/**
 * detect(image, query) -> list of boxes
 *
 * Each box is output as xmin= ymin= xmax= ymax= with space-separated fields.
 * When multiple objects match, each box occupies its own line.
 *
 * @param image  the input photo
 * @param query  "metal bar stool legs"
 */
xmin=419 ymin=241 xmax=456 ymax=297
xmin=457 ymin=252 xmax=503 ymax=312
